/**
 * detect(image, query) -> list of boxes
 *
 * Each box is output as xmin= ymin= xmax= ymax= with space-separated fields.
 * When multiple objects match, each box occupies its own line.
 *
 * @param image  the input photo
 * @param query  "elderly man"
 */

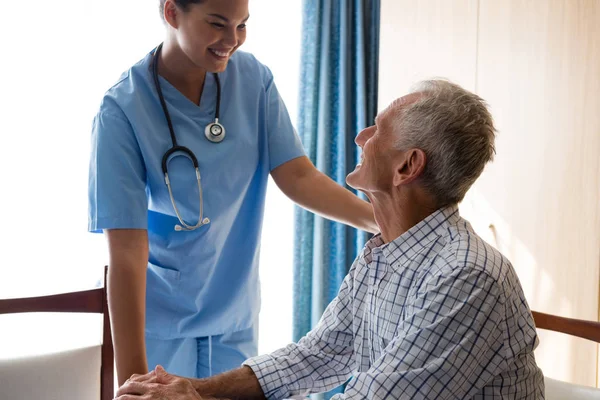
xmin=116 ymin=80 xmax=544 ymax=399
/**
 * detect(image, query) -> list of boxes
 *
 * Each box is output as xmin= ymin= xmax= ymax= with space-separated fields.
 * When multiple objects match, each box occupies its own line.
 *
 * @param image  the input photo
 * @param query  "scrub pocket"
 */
xmin=145 ymin=263 xmax=181 ymax=339
xmin=147 ymin=263 xmax=180 ymax=293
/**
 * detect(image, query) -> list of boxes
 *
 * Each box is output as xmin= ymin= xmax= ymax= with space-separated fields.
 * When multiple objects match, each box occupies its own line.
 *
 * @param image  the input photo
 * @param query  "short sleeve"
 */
xmin=88 ymin=102 xmax=148 ymax=232
xmin=264 ymin=71 xmax=306 ymax=171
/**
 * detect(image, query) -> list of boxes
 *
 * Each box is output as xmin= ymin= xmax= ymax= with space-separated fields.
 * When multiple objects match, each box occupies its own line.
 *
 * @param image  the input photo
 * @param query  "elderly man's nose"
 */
xmin=355 ymin=126 xmax=374 ymax=146
xmin=355 ymin=133 xmax=364 ymax=146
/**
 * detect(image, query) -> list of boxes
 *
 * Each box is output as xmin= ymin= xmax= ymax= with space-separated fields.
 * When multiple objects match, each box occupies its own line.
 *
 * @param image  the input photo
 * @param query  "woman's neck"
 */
xmin=158 ymin=39 xmax=207 ymax=105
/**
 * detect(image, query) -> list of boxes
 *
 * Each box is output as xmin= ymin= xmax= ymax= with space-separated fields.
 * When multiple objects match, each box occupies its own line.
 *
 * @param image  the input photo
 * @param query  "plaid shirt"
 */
xmin=245 ymin=206 xmax=544 ymax=399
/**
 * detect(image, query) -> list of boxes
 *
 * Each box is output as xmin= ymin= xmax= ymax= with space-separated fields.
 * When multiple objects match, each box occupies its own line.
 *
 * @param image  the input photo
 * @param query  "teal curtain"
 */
xmin=293 ymin=0 xmax=380 ymax=398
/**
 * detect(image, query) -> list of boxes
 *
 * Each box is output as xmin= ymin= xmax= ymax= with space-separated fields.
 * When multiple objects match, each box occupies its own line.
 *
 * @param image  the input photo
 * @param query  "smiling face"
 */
xmin=163 ymin=0 xmax=249 ymax=73
xmin=346 ymin=94 xmax=423 ymax=195
xmin=346 ymin=107 xmax=398 ymax=194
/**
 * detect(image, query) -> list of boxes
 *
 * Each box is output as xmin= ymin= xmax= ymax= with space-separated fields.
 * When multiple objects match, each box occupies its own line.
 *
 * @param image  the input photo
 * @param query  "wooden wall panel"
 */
xmin=469 ymin=0 xmax=600 ymax=386
xmin=380 ymin=0 xmax=600 ymax=388
xmin=378 ymin=0 xmax=479 ymax=109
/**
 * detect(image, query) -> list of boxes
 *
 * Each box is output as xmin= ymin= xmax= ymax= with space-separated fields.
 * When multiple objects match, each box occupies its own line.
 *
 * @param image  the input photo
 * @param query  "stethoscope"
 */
xmin=152 ymin=42 xmax=225 ymax=231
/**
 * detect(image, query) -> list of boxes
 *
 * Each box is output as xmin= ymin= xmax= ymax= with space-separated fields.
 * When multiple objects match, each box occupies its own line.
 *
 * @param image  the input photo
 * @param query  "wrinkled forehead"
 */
xmin=376 ymin=92 xmax=424 ymax=126
xmin=393 ymin=92 xmax=423 ymax=108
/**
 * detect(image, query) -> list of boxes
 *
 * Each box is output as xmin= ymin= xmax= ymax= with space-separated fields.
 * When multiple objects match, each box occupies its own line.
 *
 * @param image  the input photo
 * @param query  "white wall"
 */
xmin=244 ymin=0 xmax=303 ymax=354
xmin=0 ymin=0 xmax=301 ymax=358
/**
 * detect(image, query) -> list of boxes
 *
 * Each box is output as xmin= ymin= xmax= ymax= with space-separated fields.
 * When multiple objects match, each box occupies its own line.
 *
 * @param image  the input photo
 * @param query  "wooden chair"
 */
xmin=0 ymin=266 xmax=114 ymax=400
xmin=531 ymin=310 xmax=600 ymax=400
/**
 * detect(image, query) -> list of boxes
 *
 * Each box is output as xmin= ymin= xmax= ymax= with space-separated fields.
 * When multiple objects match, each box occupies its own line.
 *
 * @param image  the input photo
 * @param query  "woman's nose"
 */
xmin=222 ymin=29 xmax=239 ymax=47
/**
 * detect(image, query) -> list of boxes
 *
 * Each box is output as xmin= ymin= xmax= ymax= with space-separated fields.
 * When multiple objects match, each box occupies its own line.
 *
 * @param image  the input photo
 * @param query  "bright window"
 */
xmin=0 ymin=0 xmax=301 ymax=357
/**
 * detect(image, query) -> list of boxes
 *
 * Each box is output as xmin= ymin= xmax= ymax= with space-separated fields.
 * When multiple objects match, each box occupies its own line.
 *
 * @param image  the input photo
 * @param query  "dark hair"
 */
xmin=159 ymin=0 xmax=205 ymax=20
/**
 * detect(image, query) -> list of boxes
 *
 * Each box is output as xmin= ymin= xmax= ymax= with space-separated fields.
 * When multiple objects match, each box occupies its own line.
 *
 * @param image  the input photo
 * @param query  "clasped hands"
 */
xmin=114 ymin=365 xmax=225 ymax=400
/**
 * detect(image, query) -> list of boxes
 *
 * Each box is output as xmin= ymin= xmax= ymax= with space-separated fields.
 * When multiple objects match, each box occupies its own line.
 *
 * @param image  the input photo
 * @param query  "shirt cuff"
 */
xmin=243 ymin=354 xmax=290 ymax=400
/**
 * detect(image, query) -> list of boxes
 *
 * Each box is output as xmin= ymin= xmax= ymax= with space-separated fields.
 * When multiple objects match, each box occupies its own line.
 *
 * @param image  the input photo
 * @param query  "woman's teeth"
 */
xmin=211 ymin=49 xmax=229 ymax=57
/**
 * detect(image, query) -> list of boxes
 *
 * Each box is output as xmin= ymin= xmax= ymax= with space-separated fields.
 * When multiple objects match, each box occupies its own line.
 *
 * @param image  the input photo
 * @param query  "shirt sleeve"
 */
xmin=264 ymin=70 xmax=306 ymax=171
xmin=332 ymin=268 xmax=505 ymax=400
xmin=88 ymin=101 xmax=148 ymax=232
xmin=243 ymin=260 xmax=359 ymax=400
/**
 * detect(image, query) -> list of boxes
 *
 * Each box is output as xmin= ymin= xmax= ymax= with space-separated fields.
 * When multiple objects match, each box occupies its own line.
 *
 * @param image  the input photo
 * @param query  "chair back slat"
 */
xmin=0 ymin=289 xmax=103 ymax=315
xmin=0 ymin=266 xmax=114 ymax=400
xmin=531 ymin=311 xmax=600 ymax=343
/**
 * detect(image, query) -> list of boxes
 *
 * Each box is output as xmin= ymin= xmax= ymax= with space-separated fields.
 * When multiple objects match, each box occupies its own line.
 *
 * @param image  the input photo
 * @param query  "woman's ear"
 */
xmin=163 ymin=0 xmax=180 ymax=29
xmin=393 ymin=148 xmax=426 ymax=187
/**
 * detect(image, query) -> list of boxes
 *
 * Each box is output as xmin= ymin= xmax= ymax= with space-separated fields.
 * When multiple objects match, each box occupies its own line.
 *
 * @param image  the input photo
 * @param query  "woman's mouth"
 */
xmin=209 ymin=48 xmax=230 ymax=60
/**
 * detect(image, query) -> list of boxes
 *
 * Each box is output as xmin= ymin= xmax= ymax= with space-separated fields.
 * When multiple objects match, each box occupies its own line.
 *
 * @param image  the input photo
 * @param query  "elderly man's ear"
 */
xmin=393 ymin=149 xmax=427 ymax=187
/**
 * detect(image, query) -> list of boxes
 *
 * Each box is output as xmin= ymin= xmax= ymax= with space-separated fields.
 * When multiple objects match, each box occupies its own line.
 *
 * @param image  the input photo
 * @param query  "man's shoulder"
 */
xmin=438 ymin=219 xmax=516 ymax=288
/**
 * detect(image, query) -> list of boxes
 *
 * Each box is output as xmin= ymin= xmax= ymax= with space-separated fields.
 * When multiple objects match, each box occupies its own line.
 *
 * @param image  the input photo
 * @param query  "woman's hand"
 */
xmin=115 ymin=365 xmax=209 ymax=400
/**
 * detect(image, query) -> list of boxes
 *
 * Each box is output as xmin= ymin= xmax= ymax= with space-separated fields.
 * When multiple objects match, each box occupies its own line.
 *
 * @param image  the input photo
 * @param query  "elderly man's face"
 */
xmin=346 ymin=106 xmax=398 ymax=194
xmin=347 ymin=94 xmax=419 ymax=194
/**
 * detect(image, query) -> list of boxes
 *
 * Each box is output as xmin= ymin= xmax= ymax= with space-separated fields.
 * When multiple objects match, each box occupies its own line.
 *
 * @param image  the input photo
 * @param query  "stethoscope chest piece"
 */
xmin=205 ymin=120 xmax=226 ymax=143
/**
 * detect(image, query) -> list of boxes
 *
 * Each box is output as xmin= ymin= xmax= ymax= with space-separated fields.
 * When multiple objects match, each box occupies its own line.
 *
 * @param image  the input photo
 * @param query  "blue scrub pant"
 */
xmin=145 ymin=323 xmax=258 ymax=379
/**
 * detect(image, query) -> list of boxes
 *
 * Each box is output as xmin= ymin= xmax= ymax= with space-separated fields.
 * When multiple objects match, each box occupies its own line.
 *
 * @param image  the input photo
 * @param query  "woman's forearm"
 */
xmin=287 ymin=171 xmax=377 ymax=233
xmin=272 ymin=157 xmax=377 ymax=233
xmin=106 ymin=229 xmax=150 ymax=385
xmin=108 ymin=264 xmax=149 ymax=385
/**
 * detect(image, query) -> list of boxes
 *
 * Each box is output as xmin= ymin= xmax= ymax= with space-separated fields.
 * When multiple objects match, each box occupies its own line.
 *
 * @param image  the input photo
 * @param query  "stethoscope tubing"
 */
xmin=151 ymin=42 xmax=222 ymax=231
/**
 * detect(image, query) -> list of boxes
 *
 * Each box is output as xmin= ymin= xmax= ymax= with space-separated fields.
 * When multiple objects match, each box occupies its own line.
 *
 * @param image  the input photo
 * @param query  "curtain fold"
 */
xmin=293 ymin=1 xmax=380 ymax=398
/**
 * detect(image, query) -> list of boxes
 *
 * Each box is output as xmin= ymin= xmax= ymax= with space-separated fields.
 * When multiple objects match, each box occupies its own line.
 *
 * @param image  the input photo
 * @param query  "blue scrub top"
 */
xmin=88 ymin=47 xmax=306 ymax=339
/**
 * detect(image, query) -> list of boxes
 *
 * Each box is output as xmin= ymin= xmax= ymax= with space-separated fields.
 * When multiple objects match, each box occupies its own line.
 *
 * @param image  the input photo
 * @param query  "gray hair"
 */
xmin=391 ymin=79 xmax=497 ymax=206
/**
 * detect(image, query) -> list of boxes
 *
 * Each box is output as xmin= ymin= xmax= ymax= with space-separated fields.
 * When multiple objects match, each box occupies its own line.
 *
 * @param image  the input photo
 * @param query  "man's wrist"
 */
xmin=191 ymin=377 xmax=208 ymax=395
xmin=190 ymin=366 xmax=266 ymax=400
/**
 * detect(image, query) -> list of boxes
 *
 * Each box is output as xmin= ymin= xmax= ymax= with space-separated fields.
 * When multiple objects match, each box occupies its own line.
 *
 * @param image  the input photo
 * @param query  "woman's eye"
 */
xmin=238 ymin=24 xmax=247 ymax=30
xmin=211 ymin=22 xmax=225 ymax=28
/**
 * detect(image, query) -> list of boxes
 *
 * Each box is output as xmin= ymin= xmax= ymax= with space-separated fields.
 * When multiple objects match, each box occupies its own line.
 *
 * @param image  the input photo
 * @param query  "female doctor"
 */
xmin=88 ymin=0 xmax=376 ymax=386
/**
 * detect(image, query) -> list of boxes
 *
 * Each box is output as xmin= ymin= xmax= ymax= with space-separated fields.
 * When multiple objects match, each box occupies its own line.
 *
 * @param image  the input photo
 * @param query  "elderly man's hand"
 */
xmin=115 ymin=365 xmax=207 ymax=400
